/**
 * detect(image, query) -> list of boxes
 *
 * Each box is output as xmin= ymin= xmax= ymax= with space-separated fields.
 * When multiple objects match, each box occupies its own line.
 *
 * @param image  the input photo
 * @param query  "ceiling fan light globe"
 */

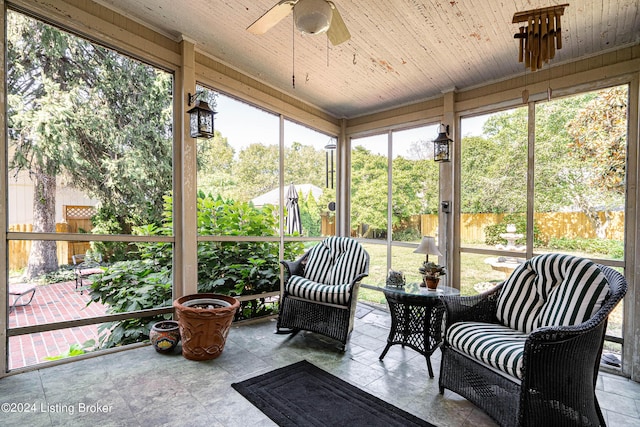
xmin=294 ymin=0 xmax=333 ymax=35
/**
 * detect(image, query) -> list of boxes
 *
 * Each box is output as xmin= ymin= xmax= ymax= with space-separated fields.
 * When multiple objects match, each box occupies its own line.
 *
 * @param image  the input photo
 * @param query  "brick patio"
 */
xmin=8 ymin=280 xmax=106 ymax=370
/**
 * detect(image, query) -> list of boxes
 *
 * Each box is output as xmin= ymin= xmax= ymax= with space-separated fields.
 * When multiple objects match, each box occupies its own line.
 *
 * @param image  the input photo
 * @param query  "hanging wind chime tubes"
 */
xmin=513 ymin=4 xmax=569 ymax=72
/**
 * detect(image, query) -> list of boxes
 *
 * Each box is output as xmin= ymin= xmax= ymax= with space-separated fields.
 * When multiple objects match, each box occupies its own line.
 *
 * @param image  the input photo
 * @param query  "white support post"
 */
xmin=175 ymin=38 xmax=198 ymax=297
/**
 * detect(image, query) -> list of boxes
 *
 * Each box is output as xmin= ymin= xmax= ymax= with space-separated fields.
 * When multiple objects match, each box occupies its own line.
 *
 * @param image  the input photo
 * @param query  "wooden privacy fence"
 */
xmin=10 ymin=210 xmax=624 ymax=271
xmin=9 ymin=204 xmax=95 ymax=271
xmin=345 ymin=210 xmax=625 ymax=242
xmin=8 ymin=223 xmax=74 ymax=271
xmin=320 ymin=212 xmax=335 ymax=236
xmin=457 ymin=211 xmax=625 ymax=242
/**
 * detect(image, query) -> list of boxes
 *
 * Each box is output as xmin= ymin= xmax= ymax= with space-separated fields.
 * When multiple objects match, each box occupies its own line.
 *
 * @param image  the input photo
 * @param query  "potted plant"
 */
xmin=419 ymin=261 xmax=446 ymax=290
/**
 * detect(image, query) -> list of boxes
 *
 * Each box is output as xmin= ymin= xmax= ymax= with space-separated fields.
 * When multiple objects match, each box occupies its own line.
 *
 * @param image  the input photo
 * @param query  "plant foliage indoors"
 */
xmin=89 ymin=192 xmax=304 ymax=348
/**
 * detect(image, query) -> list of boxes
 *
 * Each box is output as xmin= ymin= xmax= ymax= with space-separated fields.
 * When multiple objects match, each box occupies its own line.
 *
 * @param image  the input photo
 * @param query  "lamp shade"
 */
xmin=294 ymin=0 xmax=333 ymax=35
xmin=413 ymin=236 xmax=442 ymax=257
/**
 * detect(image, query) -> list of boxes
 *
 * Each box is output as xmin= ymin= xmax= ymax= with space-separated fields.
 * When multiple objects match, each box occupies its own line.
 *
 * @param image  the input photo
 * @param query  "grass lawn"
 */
xmin=357 ymin=242 xmax=509 ymax=305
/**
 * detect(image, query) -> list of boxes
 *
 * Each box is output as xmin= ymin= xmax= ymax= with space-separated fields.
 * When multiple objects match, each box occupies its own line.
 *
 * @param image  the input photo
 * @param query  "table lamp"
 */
xmin=413 ymin=236 xmax=442 ymax=263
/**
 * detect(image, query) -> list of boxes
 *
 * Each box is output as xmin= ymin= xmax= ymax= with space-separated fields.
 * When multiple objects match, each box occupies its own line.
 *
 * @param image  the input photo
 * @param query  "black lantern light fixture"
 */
xmin=187 ymin=91 xmax=217 ymax=139
xmin=433 ymin=123 xmax=451 ymax=162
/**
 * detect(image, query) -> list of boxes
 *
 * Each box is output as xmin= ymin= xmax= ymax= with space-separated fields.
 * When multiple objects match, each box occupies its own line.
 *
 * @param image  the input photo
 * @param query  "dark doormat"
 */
xmin=231 ymin=360 xmax=436 ymax=427
xmin=355 ymin=304 xmax=373 ymax=319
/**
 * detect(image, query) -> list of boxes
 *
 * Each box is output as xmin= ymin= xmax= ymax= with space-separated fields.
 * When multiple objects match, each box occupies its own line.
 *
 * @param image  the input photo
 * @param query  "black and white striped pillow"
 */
xmin=496 ymin=254 xmax=610 ymax=333
xmin=536 ymin=258 xmax=609 ymax=327
xmin=328 ymin=238 xmax=367 ymax=286
xmin=304 ymin=237 xmax=367 ymax=286
xmin=304 ymin=240 xmax=335 ymax=285
xmin=495 ymin=260 xmax=542 ymax=333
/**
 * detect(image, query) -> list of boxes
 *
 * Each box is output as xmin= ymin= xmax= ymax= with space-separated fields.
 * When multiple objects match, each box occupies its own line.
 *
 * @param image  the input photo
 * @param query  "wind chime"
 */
xmin=513 ymin=4 xmax=569 ymax=72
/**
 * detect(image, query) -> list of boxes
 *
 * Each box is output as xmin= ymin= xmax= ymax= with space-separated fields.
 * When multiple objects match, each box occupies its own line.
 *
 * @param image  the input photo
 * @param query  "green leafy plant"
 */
xmin=88 ymin=259 xmax=172 ymax=348
xmin=418 ymin=261 xmax=446 ymax=278
xmin=89 ymin=192 xmax=305 ymax=347
xmin=35 ymin=265 xmax=76 ymax=284
xmin=547 ymin=237 xmax=624 ymax=259
xmin=43 ymin=339 xmax=95 ymax=361
xmin=484 ymin=214 xmax=543 ymax=247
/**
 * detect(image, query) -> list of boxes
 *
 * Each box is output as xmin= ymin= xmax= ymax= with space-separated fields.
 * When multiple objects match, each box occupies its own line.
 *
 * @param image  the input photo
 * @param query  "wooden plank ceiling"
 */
xmin=94 ymin=0 xmax=639 ymax=119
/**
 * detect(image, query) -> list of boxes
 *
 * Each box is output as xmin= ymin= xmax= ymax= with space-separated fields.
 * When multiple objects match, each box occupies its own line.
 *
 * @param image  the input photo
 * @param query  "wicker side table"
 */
xmin=379 ymin=284 xmax=459 ymax=378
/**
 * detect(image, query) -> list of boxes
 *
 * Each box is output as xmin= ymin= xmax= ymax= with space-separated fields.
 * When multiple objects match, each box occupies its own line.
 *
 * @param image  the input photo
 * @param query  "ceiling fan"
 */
xmin=247 ymin=0 xmax=351 ymax=46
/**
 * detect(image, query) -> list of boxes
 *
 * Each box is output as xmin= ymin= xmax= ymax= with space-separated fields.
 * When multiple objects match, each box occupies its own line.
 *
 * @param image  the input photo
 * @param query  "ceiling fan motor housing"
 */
xmin=294 ymin=0 xmax=333 ymax=34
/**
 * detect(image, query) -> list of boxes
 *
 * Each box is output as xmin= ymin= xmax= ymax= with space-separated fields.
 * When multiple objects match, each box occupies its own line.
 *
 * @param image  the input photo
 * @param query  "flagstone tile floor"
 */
xmin=2 ymin=302 xmax=640 ymax=427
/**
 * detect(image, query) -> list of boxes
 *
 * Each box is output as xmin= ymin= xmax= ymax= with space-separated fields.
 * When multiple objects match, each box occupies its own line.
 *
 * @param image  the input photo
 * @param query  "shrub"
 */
xmin=89 ymin=259 xmax=172 ymax=348
xmin=89 ymin=192 xmax=305 ymax=347
xmin=484 ymin=213 xmax=544 ymax=247
xmin=35 ymin=265 xmax=76 ymax=284
xmin=547 ymin=237 xmax=624 ymax=259
xmin=90 ymin=206 xmax=140 ymax=262
xmin=299 ymin=192 xmax=321 ymax=237
xmin=393 ymin=227 xmax=422 ymax=242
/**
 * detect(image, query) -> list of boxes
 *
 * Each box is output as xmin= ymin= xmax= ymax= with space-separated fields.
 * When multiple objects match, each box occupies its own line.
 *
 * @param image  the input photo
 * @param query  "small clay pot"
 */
xmin=150 ymin=320 xmax=181 ymax=353
xmin=422 ymin=276 xmax=440 ymax=290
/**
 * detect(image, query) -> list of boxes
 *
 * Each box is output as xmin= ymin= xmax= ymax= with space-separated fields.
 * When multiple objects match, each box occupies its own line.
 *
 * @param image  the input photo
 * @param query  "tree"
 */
xmin=350 ymin=146 xmax=388 ymax=237
xmin=8 ymin=13 xmax=88 ymax=278
xmin=460 ymin=88 xmax=627 ymax=240
xmin=462 ymin=108 xmax=529 ymax=214
xmin=234 ymin=143 xmax=280 ymax=201
xmin=392 ymin=155 xmax=439 ymax=218
xmin=284 ymin=141 xmax=325 ymax=188
xmin=566 ymin=86 xmax=627 ymax=237
xmin=299 ymin=192 xmax=321 ymax=237
xmin=197 ymin=131 xmax=236 ymax=199
xmin=532 ymin=95 xmax=596 ymax=212
xmin=7 ymin=11 xmax=173 ymax=277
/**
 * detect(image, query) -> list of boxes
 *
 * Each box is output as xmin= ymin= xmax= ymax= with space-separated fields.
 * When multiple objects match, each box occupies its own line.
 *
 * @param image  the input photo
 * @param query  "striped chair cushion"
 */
xmin=446 ymin=321 xmax=527 ymax=379
xmin=304 ymin=242 xmax=333 ymax=285
xmin=284 ymin=237 xmax=367 ymax=306
xmin=496 ymin=254 xmax=610 ymax=333
xmin=536 ymin=258 xmax=609 ymax=328
xmin=304 ymin=237 xmax=368 ymax=286
xmin=495 ymin=261 xmax=541 ymax=333
xmin=285 ymin=275 xmax=352 ymax=305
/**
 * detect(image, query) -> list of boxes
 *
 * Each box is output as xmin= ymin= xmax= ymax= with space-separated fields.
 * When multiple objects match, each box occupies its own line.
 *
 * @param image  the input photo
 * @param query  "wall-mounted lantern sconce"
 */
xmin=187 ymin=91 xmax=217 ymax=139
xmin=433 ymin=124 xmax=451 ymax=162
xmin=324 ymin=140 xmax=337 ymax=189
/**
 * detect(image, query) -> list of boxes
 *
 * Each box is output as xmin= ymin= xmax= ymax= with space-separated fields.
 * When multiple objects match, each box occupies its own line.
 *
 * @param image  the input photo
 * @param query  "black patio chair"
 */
xmin=277 ymin=236 xmax=369 ymax=350
xmin=439 ymin=254 xmax=627 ymax=426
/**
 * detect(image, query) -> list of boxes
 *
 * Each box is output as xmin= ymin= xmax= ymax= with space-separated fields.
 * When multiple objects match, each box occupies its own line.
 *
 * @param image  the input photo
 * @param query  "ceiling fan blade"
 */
xmin=327 ymin=3 xmax=350 ymax=45
xmin=247 ymin=1 xmax=296 ymax=35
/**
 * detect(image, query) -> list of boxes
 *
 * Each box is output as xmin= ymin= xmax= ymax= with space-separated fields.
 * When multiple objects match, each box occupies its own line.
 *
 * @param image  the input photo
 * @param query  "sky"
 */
xmin=214 ymin=93 xmax=333 ymax=153
xmin=213 ymin=91 xmax=492 ymax=159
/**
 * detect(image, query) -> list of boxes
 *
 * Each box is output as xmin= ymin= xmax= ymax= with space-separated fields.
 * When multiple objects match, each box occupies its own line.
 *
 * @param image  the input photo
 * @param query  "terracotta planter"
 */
xmin=150 ymin=320 xmax=181 ymax=353
xmin=173 ymin=293 xmax=240 ymax=361
xmin=422 ymin=276 xmax=440 ymax=290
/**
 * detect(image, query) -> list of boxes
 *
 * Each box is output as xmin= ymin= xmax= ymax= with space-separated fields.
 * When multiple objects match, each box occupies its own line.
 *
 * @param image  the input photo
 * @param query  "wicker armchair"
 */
xmin=277 ymin=237 xmax=369 ymax=350
xmin=439 ymin=254 xmax=627 ymax=427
